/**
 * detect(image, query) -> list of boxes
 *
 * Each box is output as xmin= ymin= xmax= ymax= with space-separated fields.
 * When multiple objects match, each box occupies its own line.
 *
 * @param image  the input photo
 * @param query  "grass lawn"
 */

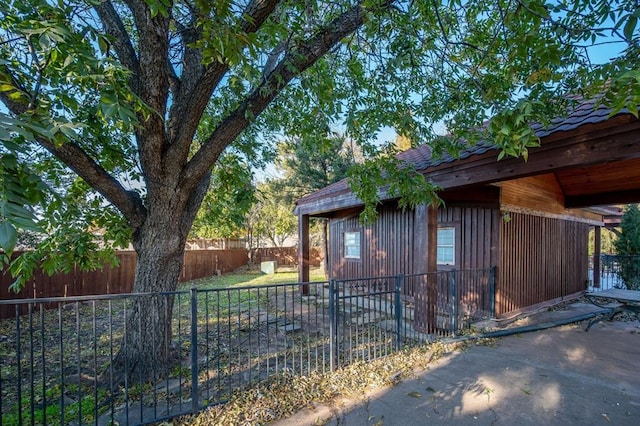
xmin=0 ymin=268 xmax=328 ymax=425
xmin=180 ymin=268 xmax=327 ymax=290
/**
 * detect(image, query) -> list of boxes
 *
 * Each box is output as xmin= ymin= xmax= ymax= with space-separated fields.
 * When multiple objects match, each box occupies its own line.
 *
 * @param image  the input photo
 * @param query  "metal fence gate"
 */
xmin=0 ymin=268 xmax=494 ymax=425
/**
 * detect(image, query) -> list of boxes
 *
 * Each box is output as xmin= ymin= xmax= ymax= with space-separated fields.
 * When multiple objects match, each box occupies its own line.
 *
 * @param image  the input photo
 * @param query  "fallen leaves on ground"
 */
xmin=178 ymin=342 xmax=450 ymax=426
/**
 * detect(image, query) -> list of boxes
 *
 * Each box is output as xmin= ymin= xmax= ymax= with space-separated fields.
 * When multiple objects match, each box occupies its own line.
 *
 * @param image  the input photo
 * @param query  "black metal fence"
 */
xmin=0 ymin=268 xmax=495 ymax=425
xmin=404 ymin=268 xmax=495 ymax=333
xmin=588 ymin=255 xmax=640 ymax=291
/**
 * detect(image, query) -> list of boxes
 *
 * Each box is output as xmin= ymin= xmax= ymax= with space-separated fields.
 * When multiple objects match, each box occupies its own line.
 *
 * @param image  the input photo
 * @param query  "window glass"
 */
xmin=345 ymin=231 xmax=361 ymax=259
xmin=437 ymin=227 xmax=455 ymax=265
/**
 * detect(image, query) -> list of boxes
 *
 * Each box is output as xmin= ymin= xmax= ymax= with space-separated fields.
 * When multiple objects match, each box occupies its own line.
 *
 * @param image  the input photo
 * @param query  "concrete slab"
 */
xmin=272 ymin=320 xmax=640 ymax=425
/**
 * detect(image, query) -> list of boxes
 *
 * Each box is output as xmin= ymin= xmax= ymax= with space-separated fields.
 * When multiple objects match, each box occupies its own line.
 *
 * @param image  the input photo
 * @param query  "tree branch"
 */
xmin=165 ymin=0 xmax=281 ymax=168
xmin=262 ymin=39 xmax=291 ymax=80
xmin=0 ymin=65 xmax=31 ymax=113
xmin=165 ymin=17 xmax=203 ymax=142
xmin=25 ymin=38 xmax=51 ymax=110
xmin=431 ymin=0 xmax=482 ymax=52
xmin=180 ymin=0 xmax=396 ymax=191
xmin=36 ymin=137 xmax=147 ymax=230
xmin=93 ymin=0 xmax=140 ymax=91
xmin=1 ymin=58 xmax=146 ymax=232
xmin=121 ymin=0 xmax=171 ymax=186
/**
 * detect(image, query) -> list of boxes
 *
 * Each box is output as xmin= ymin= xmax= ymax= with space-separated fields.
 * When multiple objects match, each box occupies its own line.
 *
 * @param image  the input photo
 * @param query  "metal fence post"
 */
xmin=395 ymin=275 xmax=403 ymax=350
xmin=489 ymin=267 xmax=496 ymax=317
xmin=15 ymin=305 xmax=22 ymax=426
xmin=328 ymin=279 xmax=336 ymax=372
xmin=450 ymin=270 xmax=457 ymax=333
xmin=190 ymin=288 xmax=199 ymax=414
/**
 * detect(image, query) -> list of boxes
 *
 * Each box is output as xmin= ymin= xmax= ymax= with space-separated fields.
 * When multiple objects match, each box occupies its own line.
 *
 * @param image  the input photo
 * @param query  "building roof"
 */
xmin=296 ymin=99 xmax=631 ymax=213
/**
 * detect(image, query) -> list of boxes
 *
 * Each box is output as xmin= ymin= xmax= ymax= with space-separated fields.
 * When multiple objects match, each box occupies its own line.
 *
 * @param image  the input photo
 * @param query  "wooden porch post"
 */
xmin=298 ymin=213 xmax=310 ymax=293
xmin=593 ymin=226 xmax=601 ymax=289
xmin=413 ymin=204 xmax=438 ymax=333
xmin=426 ymin=205 xmax=438 ymax=333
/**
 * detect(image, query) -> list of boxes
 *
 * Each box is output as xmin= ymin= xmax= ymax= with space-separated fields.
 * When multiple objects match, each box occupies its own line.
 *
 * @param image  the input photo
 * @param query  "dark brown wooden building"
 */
xmin=295 ymin=100 xmax=640 ymax=321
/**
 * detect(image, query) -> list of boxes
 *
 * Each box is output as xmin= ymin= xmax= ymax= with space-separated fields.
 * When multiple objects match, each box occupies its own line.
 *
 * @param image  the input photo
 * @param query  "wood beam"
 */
xmin=426 ymin=123 xmax=640 ymax=190
xmin=426 ymin=205 xmax=438 ymax=333
xmin=413 ymin=204 xmax=438 ymax=333
xmin=593 ymin=226 xmax=601 ymax=289
xmin=439 ymin=185 xmax=500 ymax=206
xmin=565 ymin=189 xmax=640 ymax=208
xmin=298 ymin=214 xmax=310 ymax=291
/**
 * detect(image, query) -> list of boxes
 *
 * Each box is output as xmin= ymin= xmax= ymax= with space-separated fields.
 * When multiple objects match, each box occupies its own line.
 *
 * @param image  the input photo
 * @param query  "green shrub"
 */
xmin=614 ymin=204 xmax=640 ymax=290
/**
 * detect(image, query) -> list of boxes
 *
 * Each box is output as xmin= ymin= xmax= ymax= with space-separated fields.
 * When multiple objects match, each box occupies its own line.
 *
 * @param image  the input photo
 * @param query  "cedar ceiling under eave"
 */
xmin=555 ymin=157 xmax=640 ymax=207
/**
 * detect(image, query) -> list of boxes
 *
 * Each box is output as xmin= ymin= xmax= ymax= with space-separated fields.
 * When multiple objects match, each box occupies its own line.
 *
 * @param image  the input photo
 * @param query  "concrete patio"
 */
xmin=273 ymin=302 xmax=640 ymax=425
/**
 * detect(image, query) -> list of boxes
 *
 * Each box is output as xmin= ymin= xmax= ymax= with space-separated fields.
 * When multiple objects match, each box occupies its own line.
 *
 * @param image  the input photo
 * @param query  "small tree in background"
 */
xmin=190 ymin=155 xmax=256 ymax=240
xmin=614 ymin=204 xmax=640 ymax=290
xmin=250 ymin=181 xmax=298 ymax=248
xmin=273 ymin=134 xmax=361 ymax=275
xmin=273 ymin=134 xmax=361 ymax=204
xmin=588 ymin=227 xmax=617 ymax=255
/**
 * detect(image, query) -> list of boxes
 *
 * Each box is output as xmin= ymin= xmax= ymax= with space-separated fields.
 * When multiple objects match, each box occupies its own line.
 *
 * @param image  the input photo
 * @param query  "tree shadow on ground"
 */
xmin=280 ymin=321 xmax=640 ymax=426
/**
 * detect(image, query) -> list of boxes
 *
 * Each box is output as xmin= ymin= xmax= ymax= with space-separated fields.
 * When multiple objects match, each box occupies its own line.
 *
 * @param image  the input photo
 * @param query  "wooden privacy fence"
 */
xmin=0 ymin=247 xmax=325 ymax=318
xmin=252 ymin=247 xmax=323 ymax=267
xmin=0 ymin=249 xmax=248 ymax=318
xmin=185 ymin=238 xmax=246 ymax=250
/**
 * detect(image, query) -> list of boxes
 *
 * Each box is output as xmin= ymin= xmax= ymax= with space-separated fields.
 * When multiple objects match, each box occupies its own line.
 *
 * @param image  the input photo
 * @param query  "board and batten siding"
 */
xmin=328 ymin=204 xmax=500 ymax=280
xmin=328 ymin=201 xmax=589 ymax=319
xmin=497 ymin=211 xmax=589 ymax=317
xmin=437 ymin=206 xmax=500 ymax=271
xmin=329 ymin=203 xmax=416 ymax=280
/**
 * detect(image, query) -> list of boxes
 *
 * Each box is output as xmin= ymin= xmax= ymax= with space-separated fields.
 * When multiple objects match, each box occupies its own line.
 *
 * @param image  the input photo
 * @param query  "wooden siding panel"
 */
xmin=556 ymin=157 xmax=640 ymax=196
xmin=496 ymin=212 xmax=588 ymax=317
xmin=500 ymin=174 xmax=565 ymax=213
xmin=330 ymin=204 xmax=499 ymax=280
xmin=329 ymin=203 xmax=591 ymax=319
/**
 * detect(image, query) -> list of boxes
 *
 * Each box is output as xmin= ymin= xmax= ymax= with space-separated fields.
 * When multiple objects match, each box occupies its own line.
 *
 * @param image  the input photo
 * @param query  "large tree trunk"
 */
xmin=110 ymin=174 xmax=210 ymax=385
xmin=110 ymin=215 xmax=186 ymax=384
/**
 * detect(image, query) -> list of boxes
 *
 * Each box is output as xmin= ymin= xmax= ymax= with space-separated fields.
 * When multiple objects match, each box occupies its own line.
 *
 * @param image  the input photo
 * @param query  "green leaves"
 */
xmin=0 ymin=220 xmax=18 ymax=253
xmin=0 ymin=151 xmax=45 ymax=254
xmin=249 ymin=180 xmax=297 ymax=248
xmin=615 ymin=204 xmax=640 ymax=256
xmin=348 ymin=147 xmax=442 ymax=225
xmin=624 ymin=14 xmax=638 ymax=41
xmin=613 ymin=204 xmax=640 ymax=290
xmin=190 ymin=153 xmax=256 ymax=239
xmin=488 ymin=99 xmax=554 ymax=162
xmin=274 ymin=133 xmax=358 ymax=204
xmin=146 ymin=0 xmax=172 ymax=19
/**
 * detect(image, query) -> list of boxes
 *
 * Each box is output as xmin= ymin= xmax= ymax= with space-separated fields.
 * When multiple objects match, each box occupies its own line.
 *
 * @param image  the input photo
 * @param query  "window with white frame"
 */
xmin=437 ymin=226 xmax=455 ymax=265
xmin=344 ymin=231 xmax=361 ymax=259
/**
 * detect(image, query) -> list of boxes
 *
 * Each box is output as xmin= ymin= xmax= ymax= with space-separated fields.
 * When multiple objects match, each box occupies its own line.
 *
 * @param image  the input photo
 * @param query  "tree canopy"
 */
xmin=248 ymin=181 xmax=298 ymax=248
xmin=615 ymin=204 xmax=640 ymax=256
xmin=1 ymin=0 xmax=639 ymax=381
xmin=1 ymin=0 xmax=639 ymax=259
xmin=273 ymin=133 xmax=361 ymax=203
xmin=189 ymin=153 xmax=256 ymax=239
